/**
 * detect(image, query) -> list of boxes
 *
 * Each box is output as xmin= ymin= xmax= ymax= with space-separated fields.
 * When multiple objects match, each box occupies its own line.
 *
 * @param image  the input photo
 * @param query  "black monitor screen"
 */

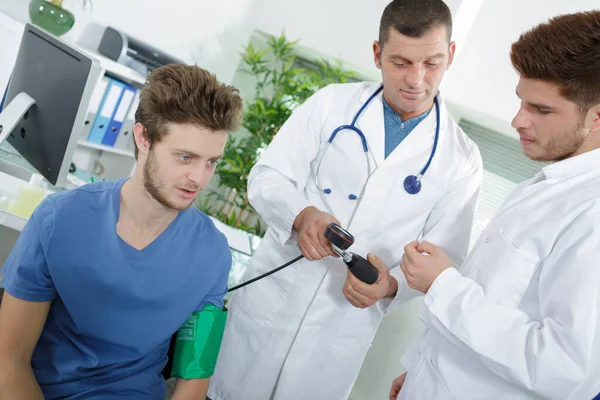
xmin=5 ymin=26 xmax=92 ymax=185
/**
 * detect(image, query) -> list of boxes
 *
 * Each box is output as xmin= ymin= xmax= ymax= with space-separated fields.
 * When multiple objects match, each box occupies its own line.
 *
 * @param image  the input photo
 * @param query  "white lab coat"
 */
xmin=398 ymin=148 xmax=600 ymax=400
xmin=208 ymin=82 xmax=483 ymax=400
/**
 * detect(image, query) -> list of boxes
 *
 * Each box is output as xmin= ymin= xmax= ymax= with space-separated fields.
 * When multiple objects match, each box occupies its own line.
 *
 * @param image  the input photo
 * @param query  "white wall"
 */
xmin=252 ymin=0 xmax=466 ymax=78
xmin=0 ymin=0 xmax=260 ymax=84
xmin=443 ymin=0 xmax=600 ymax=138
xmin=0 ymin=0 xmax=467 ymax=84
xmin=251 ymin=0 xmax=393 ymax=77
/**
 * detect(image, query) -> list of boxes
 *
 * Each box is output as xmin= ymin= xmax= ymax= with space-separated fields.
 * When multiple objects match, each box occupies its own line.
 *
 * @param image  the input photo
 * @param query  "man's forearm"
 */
xmin=171 ymin=377 xmax=209 ymax=400
xmin=0 ymin=361 xmax=44 ymax=400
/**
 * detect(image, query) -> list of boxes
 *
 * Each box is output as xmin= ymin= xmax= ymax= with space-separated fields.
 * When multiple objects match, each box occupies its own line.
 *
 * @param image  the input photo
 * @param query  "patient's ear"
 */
xmin=133 ymin=123 xmax=149 ymax=157
xmin=590 ymin=104 xmax=600 ymax=132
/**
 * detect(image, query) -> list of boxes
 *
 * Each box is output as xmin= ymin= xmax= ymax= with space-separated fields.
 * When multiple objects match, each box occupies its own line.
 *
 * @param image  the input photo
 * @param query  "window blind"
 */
xmin=458 ymin=120 xmax=546 ymax=248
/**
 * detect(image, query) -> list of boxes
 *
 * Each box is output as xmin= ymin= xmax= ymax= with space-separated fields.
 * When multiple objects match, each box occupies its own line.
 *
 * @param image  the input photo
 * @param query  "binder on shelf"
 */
xmin=114 ymin=90 xmax=140 ymax=152
xmin=87 ymin=78 xmax=124 ymax=144
xmin=80 ymin=75 xmax=110 ymax=140
xmin=101 ymin=83 xmax=136 ymax=147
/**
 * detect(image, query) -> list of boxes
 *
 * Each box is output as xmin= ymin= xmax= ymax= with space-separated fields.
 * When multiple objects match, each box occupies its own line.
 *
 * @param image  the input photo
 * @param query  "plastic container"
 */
xmin=0 ymin=196 xmax=15 ymax=212
xmin=11 ymin=174 xmax=46 ymax=218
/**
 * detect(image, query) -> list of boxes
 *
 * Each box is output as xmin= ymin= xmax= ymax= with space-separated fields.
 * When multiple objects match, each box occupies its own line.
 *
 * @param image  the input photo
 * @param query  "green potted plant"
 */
xmin=28 ymin=0 xmax=92 ymax=36
xmin=199 ymin=32 xmax=357 ymax=237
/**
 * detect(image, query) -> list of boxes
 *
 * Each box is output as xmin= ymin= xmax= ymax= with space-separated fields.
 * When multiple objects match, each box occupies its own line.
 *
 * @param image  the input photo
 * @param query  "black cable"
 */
xmin=228 ymin=255 xmax=305 ymax=293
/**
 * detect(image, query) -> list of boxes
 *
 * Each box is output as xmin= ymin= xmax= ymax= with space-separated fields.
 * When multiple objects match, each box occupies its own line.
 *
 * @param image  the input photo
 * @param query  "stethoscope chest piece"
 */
xmin=403 ymin=174 xmax=422 ymax=195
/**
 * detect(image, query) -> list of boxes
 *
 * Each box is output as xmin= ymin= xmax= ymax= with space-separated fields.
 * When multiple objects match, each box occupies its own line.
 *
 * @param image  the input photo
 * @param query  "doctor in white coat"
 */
xmin=208 ymin=1 xmax=483 ymax=399
xmin=388 ymin=10 xmax=600 ymax=400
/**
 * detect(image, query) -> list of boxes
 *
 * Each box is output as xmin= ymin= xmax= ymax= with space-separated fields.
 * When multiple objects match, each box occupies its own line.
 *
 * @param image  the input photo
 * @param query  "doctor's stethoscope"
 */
xmin=228 ymin=86 xmax=442 ymax=293
xmin=314 ymin=85 xmax=440 ymax=199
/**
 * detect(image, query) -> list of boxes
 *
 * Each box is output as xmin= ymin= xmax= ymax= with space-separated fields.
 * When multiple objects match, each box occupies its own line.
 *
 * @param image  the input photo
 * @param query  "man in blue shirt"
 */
xmin=0 ymin=64 xmax=244 ymax=399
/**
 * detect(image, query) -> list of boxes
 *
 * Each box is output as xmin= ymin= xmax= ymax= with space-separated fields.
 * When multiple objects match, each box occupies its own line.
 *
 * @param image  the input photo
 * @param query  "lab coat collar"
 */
xmin=357 ymin=83 xmax=449 ymax=168
xmin=541 ymin=148 xmax=600 ymax=181
xmin=358 ymin=83 xmax=381 ymax=104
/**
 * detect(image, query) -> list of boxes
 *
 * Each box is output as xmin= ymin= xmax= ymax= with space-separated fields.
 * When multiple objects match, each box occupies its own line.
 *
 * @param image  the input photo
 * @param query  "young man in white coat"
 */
xmin=386 ymin=10 xmax=600 ymax=400
xmin=208 ymin=1 xmax=483 ymax=399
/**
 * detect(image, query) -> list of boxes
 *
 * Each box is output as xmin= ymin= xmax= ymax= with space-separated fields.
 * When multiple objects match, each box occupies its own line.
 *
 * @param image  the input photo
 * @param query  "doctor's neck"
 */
xmin=383 ymin=92 xmax=435 ymax=121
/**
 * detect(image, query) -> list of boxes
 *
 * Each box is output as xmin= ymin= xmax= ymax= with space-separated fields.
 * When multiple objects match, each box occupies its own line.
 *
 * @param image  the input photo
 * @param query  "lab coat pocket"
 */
xmin=377 ymin=175 xmax=446 ymax=237
xmin=400 ymin=357 xmax=457 ymax=400
xmin=474 ymin=229 xmax=540 ymax=309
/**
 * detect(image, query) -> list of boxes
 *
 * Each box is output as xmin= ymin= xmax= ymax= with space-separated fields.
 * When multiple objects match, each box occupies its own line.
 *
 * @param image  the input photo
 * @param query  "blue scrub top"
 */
xmin=2 ymin=179 xmax=231 ymax=399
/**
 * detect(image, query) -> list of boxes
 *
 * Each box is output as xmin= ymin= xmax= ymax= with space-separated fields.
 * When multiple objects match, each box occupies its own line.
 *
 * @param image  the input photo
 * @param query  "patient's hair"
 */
xmin=134 ymin=64 xmax=244 ymax=159
xmin=379 ymin=0 xmax=453 ymax=45
xmin=511 ymin=11 xmax=600 ymax=112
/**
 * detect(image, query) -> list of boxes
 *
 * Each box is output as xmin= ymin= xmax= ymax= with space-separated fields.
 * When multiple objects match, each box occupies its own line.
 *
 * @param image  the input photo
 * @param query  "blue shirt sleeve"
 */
xmin=1 ymin=198 xmax=57 ymax=302
xmin=194 ymin=236 xmax=231 ymax=312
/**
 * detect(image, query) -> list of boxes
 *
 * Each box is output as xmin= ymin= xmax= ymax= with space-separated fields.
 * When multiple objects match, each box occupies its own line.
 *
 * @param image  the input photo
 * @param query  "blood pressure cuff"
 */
xmin=171 ymin=304 xmax=228 ymax=379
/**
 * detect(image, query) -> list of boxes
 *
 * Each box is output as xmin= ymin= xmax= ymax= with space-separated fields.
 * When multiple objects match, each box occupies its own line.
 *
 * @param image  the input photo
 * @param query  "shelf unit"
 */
xmin=0 ymin=208 xmax=26 ymax=232
xmin=3 ymin=14 xmax=145 ymax=182
xmin=70 ymin=45 xmax=145 ymax=180
xmin=76 ymin=46 xmax=147 ymax=88
xmin=77 ymin=140 xmax=135 ymax=158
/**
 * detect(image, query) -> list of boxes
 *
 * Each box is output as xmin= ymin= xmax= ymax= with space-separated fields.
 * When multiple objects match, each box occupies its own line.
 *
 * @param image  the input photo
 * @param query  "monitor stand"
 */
xmin=0 ymin=92 xmax=37 ymax=186
xmin=0 ymin=92 xmax=36 ymax=148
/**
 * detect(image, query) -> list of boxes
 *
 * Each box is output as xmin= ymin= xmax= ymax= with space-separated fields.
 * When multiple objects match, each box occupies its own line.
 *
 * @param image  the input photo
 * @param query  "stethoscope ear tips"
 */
xmin=404 ymin=175 xmax=422 ymax=195
xmin=323 ymin=189 xmax=359 ymax=199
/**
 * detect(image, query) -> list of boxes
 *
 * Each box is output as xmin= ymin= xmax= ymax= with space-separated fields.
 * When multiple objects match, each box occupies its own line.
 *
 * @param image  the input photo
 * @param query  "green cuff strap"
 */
xmin=171 ymin=304 xmax=228 ymax=379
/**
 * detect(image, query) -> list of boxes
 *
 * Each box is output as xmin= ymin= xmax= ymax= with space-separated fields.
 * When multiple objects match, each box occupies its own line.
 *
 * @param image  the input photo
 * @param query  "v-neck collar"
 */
xmin=113 ymin=178 xmax=184 ymax=257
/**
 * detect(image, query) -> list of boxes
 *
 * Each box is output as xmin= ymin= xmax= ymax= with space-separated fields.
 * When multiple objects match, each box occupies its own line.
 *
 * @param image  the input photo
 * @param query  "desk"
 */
xmin=0 ymin=144 xmax=72 ymax=234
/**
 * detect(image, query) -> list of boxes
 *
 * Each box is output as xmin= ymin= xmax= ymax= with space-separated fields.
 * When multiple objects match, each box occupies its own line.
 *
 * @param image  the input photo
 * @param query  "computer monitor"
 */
xmin=0 ymin=23 xmax=100 ymax=186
